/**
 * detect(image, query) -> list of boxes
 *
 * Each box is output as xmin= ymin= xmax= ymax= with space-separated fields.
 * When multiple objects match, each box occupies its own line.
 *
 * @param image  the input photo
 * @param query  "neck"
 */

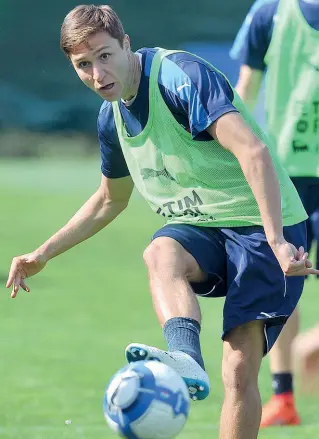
xmin=122 ymin=52 xmax=141 ymax=101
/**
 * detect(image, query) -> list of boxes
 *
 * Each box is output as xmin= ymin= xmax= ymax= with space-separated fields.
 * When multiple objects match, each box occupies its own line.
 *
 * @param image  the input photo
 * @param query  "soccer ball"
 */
xmin=103 ymin=360 xmax=190 ymax=439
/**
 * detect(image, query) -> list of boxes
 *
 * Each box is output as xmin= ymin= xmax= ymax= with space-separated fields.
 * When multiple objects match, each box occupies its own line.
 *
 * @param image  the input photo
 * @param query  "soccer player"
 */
xmin=232 ymin=0 xmax=319 ymax=427
xmin=6 ymin=5 xmax=319 ymax=439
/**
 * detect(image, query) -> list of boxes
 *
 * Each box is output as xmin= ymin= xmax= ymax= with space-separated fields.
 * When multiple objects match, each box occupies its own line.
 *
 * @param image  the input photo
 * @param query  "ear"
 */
xmin=123 ymin=34 xmax=131 ymax=51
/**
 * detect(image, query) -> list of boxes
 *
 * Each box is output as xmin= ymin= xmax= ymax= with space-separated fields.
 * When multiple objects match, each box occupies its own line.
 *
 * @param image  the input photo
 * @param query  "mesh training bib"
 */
xmin=112 ymin=49 xmax=307 ymax=227
xmin=264 ymin=0 xmax=319 ymax=177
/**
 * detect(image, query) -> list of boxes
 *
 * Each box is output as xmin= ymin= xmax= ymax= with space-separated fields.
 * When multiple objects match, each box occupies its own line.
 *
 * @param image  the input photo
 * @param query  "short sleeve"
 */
xmin=97 ymin=105 xmax=130 ymax=178
xmin=160 ymin=53 xmax=238 ymax=139
xmin=237 ymin=1 xmax=278 ymax=71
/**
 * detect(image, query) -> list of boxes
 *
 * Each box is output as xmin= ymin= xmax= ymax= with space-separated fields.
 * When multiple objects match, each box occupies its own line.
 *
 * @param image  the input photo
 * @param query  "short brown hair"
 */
xmin=60 ymin=4 xmax=125 ymax=55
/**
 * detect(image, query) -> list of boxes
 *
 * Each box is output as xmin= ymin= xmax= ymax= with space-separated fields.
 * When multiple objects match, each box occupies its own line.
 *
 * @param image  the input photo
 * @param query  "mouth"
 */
xmin=98 ymin=83 xmax=115 ymax=92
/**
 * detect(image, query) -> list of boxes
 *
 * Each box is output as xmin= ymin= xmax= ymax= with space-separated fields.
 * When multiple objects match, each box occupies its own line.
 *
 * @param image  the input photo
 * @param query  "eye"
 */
xmin=78 ymin=61 xmax=91 ymax=69
xmin=100 ymin=52 xmax=111 ymax=61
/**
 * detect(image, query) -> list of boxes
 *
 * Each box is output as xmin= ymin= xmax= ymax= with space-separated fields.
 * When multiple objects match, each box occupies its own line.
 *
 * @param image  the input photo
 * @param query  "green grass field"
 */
xmin=0 ymin=158 xmax=318 ymax=439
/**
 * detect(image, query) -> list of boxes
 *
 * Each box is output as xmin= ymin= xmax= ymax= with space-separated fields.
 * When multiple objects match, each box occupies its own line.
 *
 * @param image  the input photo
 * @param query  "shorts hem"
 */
xmin=222 ymin=314 xmax=289 ymax=356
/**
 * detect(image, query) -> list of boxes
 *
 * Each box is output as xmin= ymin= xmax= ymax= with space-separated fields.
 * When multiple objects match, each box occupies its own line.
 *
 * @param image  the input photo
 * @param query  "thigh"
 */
xmin=146 ymin=236 xmax=206 ymax=282
xmin=152 ymin=224 xmax=227 ymax=297
xmin=221 ymin=224 xmax=306 ymax=354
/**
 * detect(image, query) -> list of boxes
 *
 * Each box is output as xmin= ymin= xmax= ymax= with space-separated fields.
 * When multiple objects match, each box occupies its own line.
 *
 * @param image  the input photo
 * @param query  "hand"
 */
xmin=272 ymin=241 xmax=319 ymax=277
xmin=6 ymin=252 xmax=47 ymax=298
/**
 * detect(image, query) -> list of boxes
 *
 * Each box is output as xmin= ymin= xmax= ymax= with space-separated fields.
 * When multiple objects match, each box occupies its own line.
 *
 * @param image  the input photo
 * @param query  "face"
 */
xmin=70 ymin=32 xmax=131 ymax=101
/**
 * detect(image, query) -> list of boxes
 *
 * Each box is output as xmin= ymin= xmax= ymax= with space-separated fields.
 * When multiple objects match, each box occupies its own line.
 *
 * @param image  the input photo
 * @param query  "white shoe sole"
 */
xmin=125 ymin=343 xmax=210 ymax=400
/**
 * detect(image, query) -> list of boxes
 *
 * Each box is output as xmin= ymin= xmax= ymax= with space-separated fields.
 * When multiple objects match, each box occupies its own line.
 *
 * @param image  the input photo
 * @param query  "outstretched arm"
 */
xmin=6 ymin=174 xmax=134 ymax=297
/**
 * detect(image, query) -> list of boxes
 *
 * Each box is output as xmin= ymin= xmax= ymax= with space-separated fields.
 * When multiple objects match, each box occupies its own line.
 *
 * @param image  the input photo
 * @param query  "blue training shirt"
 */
xmin=232 ymin=0 xmax=319 ymax=71
xmin=98 ymin=48 xmax=238 ymax=178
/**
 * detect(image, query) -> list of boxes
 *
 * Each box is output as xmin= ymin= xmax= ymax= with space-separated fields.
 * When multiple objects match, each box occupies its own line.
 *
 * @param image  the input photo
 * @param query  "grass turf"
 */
xmin=0 ymin=158 xmax=318 ymax=439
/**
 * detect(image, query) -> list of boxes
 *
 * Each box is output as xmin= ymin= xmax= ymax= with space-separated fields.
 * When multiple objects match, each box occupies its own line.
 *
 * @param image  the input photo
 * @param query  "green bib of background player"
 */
xmin=112 ymin=48 xmax=307 ymax=227
xmin=265 ymin=0 xmax=319 ymax=177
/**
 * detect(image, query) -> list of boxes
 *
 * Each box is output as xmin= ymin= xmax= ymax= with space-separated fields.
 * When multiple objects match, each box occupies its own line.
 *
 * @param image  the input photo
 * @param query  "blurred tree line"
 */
xmin=0 ymin=0 xmax=251 ymax=153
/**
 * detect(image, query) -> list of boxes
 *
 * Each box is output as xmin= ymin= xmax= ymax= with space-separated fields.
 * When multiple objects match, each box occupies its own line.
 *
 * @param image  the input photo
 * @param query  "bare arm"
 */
xmin=207 ymin=113 xmax=319 ymax=277
xmin=35 ymin=175 xmax=134 ymax=261
xmin=6 ymin=175 xmax=134 ymax=297
xmin=207 ymin=112 xmax=283 ymax=246
xmin=235 ymin=65 xmax=263 ymax=111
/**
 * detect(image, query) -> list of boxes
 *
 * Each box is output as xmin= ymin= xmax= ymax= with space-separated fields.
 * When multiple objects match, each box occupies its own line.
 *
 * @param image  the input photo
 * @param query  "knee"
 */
xmin=143 ymin=237 xmax=204 ymax=282
xmin=143 ymin=239 xmax=178 ymax=276
xmin=143 ymin=241 xmax=163 ymax=271
xmin=143 ymin=238 xmax=192 ymax=279
xmin=222 ymin=350 xmax=252 ymax=394
xmin=222 ymin=323 xmax=263 ymax=394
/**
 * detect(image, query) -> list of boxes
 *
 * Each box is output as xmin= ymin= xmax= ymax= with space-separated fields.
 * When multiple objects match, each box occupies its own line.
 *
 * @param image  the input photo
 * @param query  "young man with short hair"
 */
xmin=7 ymin=5 xmax=319 ymax=439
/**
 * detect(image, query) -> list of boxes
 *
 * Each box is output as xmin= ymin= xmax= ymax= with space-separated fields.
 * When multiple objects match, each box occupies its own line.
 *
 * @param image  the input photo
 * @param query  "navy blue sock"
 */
xmin=163 ymin=317 xmax=205 ymax=370
xmin=272 ymin=373 xmax=293 ymax=395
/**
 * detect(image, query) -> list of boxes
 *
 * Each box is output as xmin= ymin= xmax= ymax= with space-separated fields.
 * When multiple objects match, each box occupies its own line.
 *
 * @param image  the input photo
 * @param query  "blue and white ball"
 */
xmin=103 ymin=360 xmax=190 ymax=439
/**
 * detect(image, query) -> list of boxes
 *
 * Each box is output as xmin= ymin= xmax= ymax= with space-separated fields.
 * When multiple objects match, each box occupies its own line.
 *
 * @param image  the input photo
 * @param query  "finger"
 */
xmin=11 ymin=287 xmax=18 ymax=299
xmin=285 ymin=260 xmax=310 ymax=276
xmin=287 ymin=266 xmax=319 ymax=277
xmin=20 ymin=280 xmax=30 ymax=292
xmin=289 ymin=243 xmax=298 ymax=259
xmin=306 ymin=267 xmax=319 ymax=276
xmin=305 ymin=259 xmax=313 ymax=268
xmin=11 ymin=274 xmax=22 ymax=298
xmin=14 ymin=274 xmax=22 ymax=293
xmin=6 ymin=261 xmax=18 ymax=288
xmin=297 ymin=246 xmax=305 ymax=260
xmin=6 ymin=277 xmax=13 ymax=288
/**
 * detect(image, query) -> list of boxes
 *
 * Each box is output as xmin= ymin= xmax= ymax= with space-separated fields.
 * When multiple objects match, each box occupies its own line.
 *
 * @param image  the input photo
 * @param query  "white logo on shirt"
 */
xmin=177 ymin=81 xmax=191 ymax=92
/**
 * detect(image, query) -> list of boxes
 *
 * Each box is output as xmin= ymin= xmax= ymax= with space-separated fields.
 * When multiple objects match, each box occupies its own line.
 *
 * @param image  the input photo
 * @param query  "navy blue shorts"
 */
xmin=291 ymin=177 xmax=319 ymax=254
xmin=153 ymin=222 xmax=307 ymax=354
xmin=311 ymin=210 xmax=319 ymax=275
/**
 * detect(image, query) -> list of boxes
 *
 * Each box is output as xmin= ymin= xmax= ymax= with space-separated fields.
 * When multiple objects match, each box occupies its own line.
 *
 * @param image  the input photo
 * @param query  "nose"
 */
xmin=92 ymin=64 xmax=105 ymax=82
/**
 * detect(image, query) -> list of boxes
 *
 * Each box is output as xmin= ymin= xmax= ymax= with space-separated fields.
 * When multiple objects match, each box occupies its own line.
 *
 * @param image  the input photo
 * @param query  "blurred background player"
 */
xmin=231 ymin=0 xmax=319 ymax=428
xmin=292 ymin=323 xmax=319 ymax=394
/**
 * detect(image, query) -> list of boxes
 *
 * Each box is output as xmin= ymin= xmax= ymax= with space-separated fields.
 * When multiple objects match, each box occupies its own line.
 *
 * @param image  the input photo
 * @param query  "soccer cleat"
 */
xmin=260 ymin=394 xmax=301 ymax=428
xmin=125 ymin=343 xmax=210 ymax=401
